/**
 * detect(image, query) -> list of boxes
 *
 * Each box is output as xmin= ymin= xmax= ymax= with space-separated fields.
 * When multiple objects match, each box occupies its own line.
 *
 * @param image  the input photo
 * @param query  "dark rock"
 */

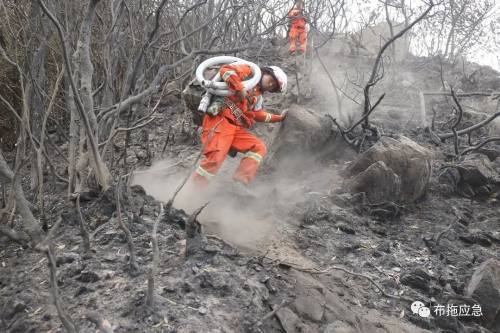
xmin=376 ymin=242 xmax=391 ymax=254
xmin=441 ymin=155 xmax=500 ymax=197
xmin=182 ymin=281 xmax=195 ymax=293
xmin=465 ymin=259 xmax=500 ymax=329
xmin=56 ymin=252 xmax=80 ymax=266
xmin=346 ymin=136 xmax=432 ymax=203
xmin=202 ymin=271 xmax=230 ymax=291
xmin=400 ymin=268 xmax=432 ymax=293
xmin=458 ymin=156 xmax=498 ymax=187
xmin=347 ymin=161 xmax=401 ymax=204
xmin=130 ymin=184 xmax=146 ymax=195
xmin=75 ymin=285 xmax=93 ymax=297
xmin=5 ymin=299 xmax=27 ymax=320
xmin=302 ymin=203 xmax=333 ymax=225
xmin=203 ymin=244 xmax=220 ymax=253
xmin=335 ymin=223 xmax=356 ymax=234
xmin=336 ymin=240 xmax=361 ymax=253
xmin=77 ymin=270 xmax=100 ymax=283
xmin=459 ymin=230 xmax=493 ymax=247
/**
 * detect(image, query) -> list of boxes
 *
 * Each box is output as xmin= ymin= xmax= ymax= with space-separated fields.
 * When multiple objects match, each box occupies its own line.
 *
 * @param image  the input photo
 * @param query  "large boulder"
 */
xmin=268 ymin=105 xmax=332 ymax=156
xmin=457 ymin=155 xmax=500 ymax=187
xmin=266 ymin=104 xmax=351 ymax=170
xmin=346 ymin=161 xmax=401 ymax=204
xmin=345 ymin=136 xmax=432 ymax=204
xmin=439 ymin=154 xmax=500 ymax=197
xmin=465 ymin=259 xmax=500 ymax=330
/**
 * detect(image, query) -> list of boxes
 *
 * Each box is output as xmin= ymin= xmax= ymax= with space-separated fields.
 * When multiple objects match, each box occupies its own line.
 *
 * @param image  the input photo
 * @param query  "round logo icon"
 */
xmin=411 ymin=301 xmax=431 ymax=317
xmin=418 ymin=306 xmax=431 ymax=318
xmin=411 ymin=301 xmax=425 ymax=314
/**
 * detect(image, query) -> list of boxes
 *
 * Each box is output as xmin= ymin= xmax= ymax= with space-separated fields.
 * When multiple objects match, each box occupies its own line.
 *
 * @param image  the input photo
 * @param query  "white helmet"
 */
xmin=265 ymin=66 xmax=288 ymax=93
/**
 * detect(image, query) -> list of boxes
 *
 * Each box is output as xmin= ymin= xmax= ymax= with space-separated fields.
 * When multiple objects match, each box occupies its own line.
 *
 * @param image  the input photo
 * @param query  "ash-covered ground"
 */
xmin=1 ymin=48 xmax=500 ymax=333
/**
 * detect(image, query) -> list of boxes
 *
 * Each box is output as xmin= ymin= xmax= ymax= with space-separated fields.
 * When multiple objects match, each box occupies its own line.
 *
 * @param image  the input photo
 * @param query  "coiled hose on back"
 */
xmin=195 ymin=56 xmax=261 ymax=112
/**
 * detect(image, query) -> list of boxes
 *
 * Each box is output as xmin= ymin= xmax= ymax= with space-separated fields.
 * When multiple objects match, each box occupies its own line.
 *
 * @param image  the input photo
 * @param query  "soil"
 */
xmin=1 ymin=49 xmax=500 ymax=333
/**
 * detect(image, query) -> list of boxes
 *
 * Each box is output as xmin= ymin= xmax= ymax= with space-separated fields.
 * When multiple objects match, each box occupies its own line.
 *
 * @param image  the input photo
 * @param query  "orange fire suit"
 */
xmin=288 ymin=5 xmax=307 ymax=53
xmin=192 ymin=64 xmax=284 ymax=187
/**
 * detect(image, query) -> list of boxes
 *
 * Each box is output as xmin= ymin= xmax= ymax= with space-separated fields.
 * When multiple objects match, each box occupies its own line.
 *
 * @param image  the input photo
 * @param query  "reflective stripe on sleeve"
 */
xmin=196 ymin=165 xmax=215 ymax=179
xmin=222 ymin=70 xmax=237 ymax=81
xmin=264 ymin=113 xmax=272 ymax=123
xmin=244 ymin=151 xmax=263 ymax=163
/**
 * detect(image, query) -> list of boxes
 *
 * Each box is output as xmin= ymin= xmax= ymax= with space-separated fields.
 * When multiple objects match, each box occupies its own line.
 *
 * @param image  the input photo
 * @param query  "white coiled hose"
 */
xmin=196 ymin=56 xmax=261 ymax=97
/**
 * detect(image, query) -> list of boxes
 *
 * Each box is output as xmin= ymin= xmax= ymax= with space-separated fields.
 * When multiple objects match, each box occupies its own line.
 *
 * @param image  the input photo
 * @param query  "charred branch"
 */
xmin=76 ymin=194 xmax=91 ymax=254
xmin=0 ymin=224 xmax=28 ymax=245
xmin=147 ymin=203 xmax=164 ymax=308
xmin=450 ymin=88 xmax=463 ymax=156
xmin=186 ymin=203 xmax=209 ymax=257
xmin=460 ymin=137 xmax=500 ymax=157
xmin=362 ymin=0 xmax=434 ymax=128
xmin=438 ymin=111 xmax=500 ymax=141
xmin=45 ymin=245 xmax=78 ymax=333
xmin=34 ymin=216 xmax=78 ymax=333
xmin=115 ymin=177 xmax=139 ymax=274
xmin=37 ymin=0 xmax=110 ymax=189
xmin=0 ymin=149 xmax=43 ymax=245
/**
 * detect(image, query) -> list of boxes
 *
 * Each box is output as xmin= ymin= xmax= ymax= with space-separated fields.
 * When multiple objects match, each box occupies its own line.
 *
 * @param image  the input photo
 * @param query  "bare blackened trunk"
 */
xmin=383 ymin=1 xmax=396 ymax=59
xmin=363 ymin=1 xmax=435 ymax=128
xmin=38 ymin=0 xmax=110 ymax=190
xmin=25 ymin=2 xmax=47 ymax=193
xmin=75 ymin=0 xmax=111 ymax=188
xmin=100 ymin=0 xmax=122 ymax=142
xmin=77 ymin=0 xmax=100 ymax=138
xmin=0 ymin=150 xmax=43 ymax=245
xmin=400 ymin=0 xmax=410 ymax=51
xmin=66 ymin=72 xmax=80 ymax=197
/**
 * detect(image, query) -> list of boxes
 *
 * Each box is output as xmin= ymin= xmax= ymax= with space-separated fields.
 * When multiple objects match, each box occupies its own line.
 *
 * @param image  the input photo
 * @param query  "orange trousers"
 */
xmin=191 ymin=115 xmax=267 ymax=187
xmin=289 ymin=25 xmax=307 ymax=53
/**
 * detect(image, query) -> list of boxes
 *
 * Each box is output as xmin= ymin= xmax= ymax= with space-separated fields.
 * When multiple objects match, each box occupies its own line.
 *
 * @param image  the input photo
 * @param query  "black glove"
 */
xmin=228 ymin=148 xmax=238 ymax=158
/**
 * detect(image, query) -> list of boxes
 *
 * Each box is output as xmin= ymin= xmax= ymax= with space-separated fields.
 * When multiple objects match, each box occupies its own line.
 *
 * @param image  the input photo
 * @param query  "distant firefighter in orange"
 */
xmin=287 ymin=0 xmax=307 ymax=54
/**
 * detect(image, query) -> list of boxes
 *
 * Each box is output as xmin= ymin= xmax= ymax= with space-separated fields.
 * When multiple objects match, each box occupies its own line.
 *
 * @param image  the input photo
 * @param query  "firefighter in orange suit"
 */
xmin=191 ymin=64 xmax=288 ymax=187
xmin=288 ymin=0 xmax=307 ymax=54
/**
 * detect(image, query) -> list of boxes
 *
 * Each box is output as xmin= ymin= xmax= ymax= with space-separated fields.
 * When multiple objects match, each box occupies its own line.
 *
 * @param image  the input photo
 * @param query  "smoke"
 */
xmin=308 ymin=47 xmax=363 ymax=127
xmin=132 ymin=151 xmax=342 ymax=252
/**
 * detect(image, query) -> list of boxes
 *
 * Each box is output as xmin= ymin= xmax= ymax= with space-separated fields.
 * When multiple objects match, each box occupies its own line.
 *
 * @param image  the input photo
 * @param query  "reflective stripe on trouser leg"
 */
xmin=231 ymin=127 xmax=266 ymax=184
xmin=195 ymin=165 xmax=215 ymax=180
xmin=244 ymin=151 xmax=263 ymax=164
xmin=233 ymin=152 xmax=263 ymax=184
xmin=191 ymin=165 xmax=215 ymax=187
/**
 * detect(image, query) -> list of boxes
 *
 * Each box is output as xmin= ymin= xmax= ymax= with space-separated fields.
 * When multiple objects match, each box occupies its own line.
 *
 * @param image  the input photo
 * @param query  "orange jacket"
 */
xmin=219 ymin=64 xmax=283 ymax=128
xmin=288 ymin=5 xmax=306 ymax=28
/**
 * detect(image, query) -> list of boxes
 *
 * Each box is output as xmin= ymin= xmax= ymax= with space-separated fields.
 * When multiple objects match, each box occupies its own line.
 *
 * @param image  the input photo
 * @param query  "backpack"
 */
xmin=182 ymin=67 xmax=219 ymax=126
